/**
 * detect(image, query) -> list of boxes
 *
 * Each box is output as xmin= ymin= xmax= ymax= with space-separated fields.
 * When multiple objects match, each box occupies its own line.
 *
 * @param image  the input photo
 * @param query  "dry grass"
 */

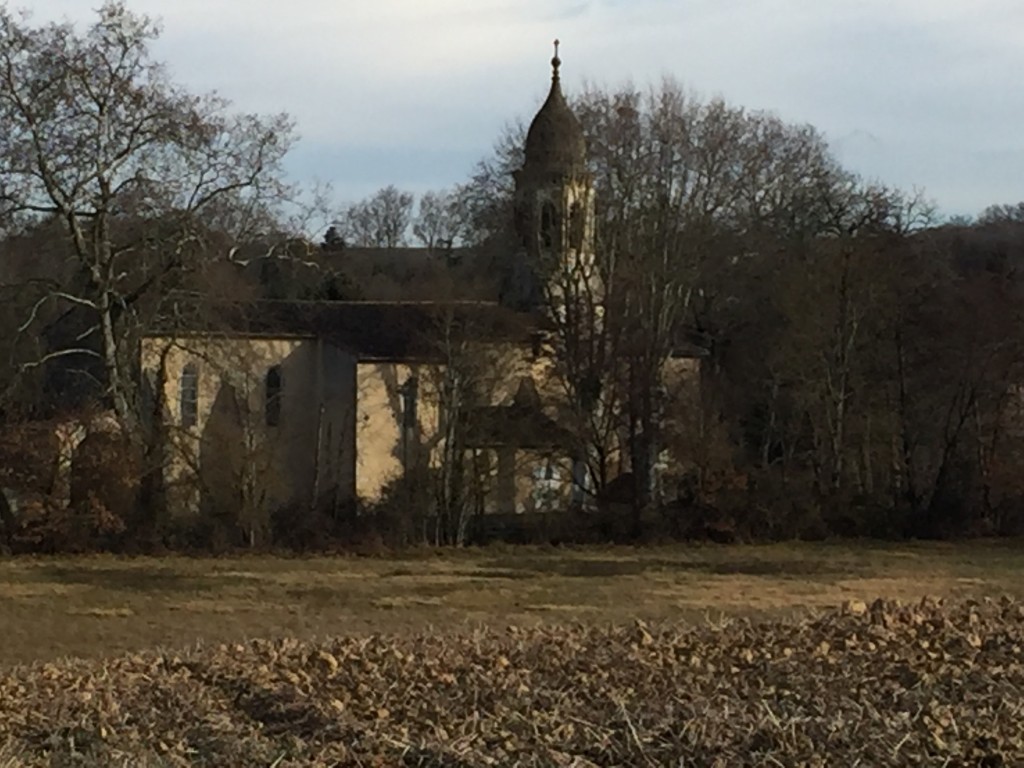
xmin=3 ymin=540 xmax=1024 ymax=668
xmin=2 ymin=598 xmax=1023 ymax=765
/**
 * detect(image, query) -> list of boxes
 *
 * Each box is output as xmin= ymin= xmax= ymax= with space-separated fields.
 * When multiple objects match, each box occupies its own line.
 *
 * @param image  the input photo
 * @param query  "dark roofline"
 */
xmin=256 ymin=299 xmax=501 ymax=307
xmin=146 ymin=297 xmax=707 ymax=360
xmin=141 ymin=329 xmax=318 ymax=341
xmin=149 ymin=298 xmax=547 ymax=361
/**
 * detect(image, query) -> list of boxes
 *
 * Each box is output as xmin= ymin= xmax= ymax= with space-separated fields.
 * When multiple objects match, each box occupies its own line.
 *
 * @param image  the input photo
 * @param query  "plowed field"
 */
xmin=1 ymin=598 xmax=1021 ymax=766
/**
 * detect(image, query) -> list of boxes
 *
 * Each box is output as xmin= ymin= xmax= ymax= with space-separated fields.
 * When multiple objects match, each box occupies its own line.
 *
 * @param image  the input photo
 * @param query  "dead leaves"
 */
xmin=1 ymin=599 xmax=1023 ymax=765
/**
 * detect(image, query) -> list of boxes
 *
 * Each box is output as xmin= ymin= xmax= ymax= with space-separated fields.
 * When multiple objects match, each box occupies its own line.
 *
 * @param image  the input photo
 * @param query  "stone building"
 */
xmin=140 ymin=48 xmax=704 ymax=537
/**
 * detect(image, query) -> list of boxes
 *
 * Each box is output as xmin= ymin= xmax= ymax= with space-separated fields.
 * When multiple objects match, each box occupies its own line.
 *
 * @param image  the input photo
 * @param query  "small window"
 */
xmin=265 ymin=365 xmax=283 ymax=427
xmin=530 ymin=332 xmax=543 ymax=360
xmin=571 ymin=458 xmax=589 ymax=505
xmin=401 ymin=376 xmax=419 ymax=431
xmin=540 ymin=202 xmax=558 ymax=249
xmin=180 ymin=363 xmax=198 ymax=429
xmin=569 ymin=201 xmax=584 ymax=251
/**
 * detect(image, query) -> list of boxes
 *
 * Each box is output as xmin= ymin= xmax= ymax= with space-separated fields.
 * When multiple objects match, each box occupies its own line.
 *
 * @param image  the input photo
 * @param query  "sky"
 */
xmin=23 ymin=0 xmax=1024 ymax=219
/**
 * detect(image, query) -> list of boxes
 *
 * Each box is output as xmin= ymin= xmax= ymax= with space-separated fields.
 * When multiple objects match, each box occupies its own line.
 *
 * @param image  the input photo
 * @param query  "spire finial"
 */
xmin=551 ymin=39 xmax=561 ymax=80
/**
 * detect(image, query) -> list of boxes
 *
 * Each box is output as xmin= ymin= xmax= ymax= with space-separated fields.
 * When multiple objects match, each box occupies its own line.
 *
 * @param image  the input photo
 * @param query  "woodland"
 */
xmin=2 ymin=2 xmax=1024 ymax=552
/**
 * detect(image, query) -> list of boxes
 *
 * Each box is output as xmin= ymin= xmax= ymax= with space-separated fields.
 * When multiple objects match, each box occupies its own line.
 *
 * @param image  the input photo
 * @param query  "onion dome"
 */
xmin=523 ymin=40 xmax=586 ymax=172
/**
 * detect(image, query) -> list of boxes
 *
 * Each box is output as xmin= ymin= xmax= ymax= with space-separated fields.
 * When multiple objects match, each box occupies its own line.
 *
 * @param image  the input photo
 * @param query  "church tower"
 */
xmin=503 ymin=41 xmax=597 ymax=311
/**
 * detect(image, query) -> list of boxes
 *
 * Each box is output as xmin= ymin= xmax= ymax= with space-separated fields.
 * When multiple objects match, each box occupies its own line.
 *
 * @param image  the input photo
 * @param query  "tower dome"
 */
xmin=503 ymin=40 xmax=596 ymax=312
xmin=523 ymin=40 xmax=586 ymax=173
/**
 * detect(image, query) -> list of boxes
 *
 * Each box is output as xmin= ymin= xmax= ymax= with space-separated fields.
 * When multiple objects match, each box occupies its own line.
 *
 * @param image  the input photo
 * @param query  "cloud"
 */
xmin=20 ymin=0 xmax=1024 ymax=215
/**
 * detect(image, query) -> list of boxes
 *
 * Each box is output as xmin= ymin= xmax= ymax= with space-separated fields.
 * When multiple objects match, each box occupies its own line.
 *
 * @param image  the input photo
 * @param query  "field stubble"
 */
xmin=0 ymin=597 xmax=1021 ymax=765
xmin=2 ymin=542 xmax=1024 ymax=764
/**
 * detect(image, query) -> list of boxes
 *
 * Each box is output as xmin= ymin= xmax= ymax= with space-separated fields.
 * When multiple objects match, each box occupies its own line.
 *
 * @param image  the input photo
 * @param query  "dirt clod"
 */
xmin=2 ymin=599 xmax=1024 ymax=765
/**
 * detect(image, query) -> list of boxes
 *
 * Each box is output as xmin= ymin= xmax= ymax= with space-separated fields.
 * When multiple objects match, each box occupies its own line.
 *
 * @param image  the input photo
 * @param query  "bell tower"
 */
xmin=503 ymin=41 xmax=597 ymax=312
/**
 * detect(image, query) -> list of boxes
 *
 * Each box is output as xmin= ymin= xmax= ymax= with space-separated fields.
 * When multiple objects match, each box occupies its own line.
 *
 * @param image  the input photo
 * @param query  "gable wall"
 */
xmin=354 ymin=341 xmax=556 ymax=504
xmin=141 ymin=335 xmax=357 ymax=527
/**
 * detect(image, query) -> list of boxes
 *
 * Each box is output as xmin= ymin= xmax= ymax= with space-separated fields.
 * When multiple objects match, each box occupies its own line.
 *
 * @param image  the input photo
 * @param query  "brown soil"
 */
xmin=1 ymin=597 xmax=1021 ymax=765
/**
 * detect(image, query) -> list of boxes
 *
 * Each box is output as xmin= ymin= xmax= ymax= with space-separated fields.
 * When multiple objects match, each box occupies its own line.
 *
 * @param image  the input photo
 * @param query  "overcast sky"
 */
xmin=25 ymin=0 xmax=1024 ymax=219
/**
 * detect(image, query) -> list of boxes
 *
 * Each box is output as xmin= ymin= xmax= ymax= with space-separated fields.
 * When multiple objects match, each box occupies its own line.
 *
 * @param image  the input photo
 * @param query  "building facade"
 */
xmin=139 ymin=49 xmax=703 ymax=536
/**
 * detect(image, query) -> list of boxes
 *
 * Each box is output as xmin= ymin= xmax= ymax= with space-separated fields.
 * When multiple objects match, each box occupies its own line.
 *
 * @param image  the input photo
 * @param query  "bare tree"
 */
xmin=453 ymin=122 xmax=525 ymax=247
xmin=412 ymin=189 xmax=464 ymax=251
xmin=0 ymin=2 xmax=294 ymax=436
xmin=550 ymin=80 xmax=919 ymax=533
xmin=417 ymin=310 xmax=521 ymax=546
xmin=978 ymin=202 xmax=1024 ymax=226
xmin=336 ymin=185 xmax=414 ymax=248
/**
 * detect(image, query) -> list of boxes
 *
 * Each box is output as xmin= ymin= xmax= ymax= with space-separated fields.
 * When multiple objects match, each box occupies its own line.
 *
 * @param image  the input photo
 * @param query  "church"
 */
xmin=139 ymin=47 xmax=704 ymax=539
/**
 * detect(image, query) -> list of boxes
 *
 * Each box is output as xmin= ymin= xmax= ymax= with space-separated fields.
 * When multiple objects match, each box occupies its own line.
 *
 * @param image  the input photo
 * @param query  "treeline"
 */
xmin=1 ymin=2 xmax=1023 ymax=552
xmin=704 ymin=215 xmax=1024 ymax=540
xmin=456 ymin=84 xmax=1024 ymax=543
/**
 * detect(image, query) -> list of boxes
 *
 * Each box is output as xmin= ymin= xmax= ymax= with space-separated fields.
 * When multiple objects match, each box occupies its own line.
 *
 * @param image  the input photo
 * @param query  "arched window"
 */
xmin=180 ymin=363 xmax=198 ymax=428
xmin=569 ymin=201 xmax=585 ymax=251
xmin=540 ymin=202 xmax=558 ymax=249
xmin=399 ymin=376 xmax=420 ymax=474
xmin=571 ymin=458 xmax=589 ymax=506
xmin=400 ymin=376 xmax=419 ymax=431
xmin=265 ymin=365 xmax=283 ymax=427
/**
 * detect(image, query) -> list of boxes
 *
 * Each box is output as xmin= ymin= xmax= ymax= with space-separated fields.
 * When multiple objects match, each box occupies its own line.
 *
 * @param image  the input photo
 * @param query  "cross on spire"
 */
xmin=551 ymin=38 xmax=561 ymax=80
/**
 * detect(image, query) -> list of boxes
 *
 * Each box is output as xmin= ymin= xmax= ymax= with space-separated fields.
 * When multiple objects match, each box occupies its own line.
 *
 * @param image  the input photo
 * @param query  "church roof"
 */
xmin=523 ymin=42 xmax=586 ymax=174
xmin=193 ymin=240 xmax=513 ymax=305
xmin=151 ymin=299 xmax=547 ymax=361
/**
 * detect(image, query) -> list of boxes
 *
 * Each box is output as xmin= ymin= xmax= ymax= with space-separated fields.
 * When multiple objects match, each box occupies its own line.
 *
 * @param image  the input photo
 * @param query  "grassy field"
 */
xmin=2 ymin=540 xmax=1024 ymax=667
